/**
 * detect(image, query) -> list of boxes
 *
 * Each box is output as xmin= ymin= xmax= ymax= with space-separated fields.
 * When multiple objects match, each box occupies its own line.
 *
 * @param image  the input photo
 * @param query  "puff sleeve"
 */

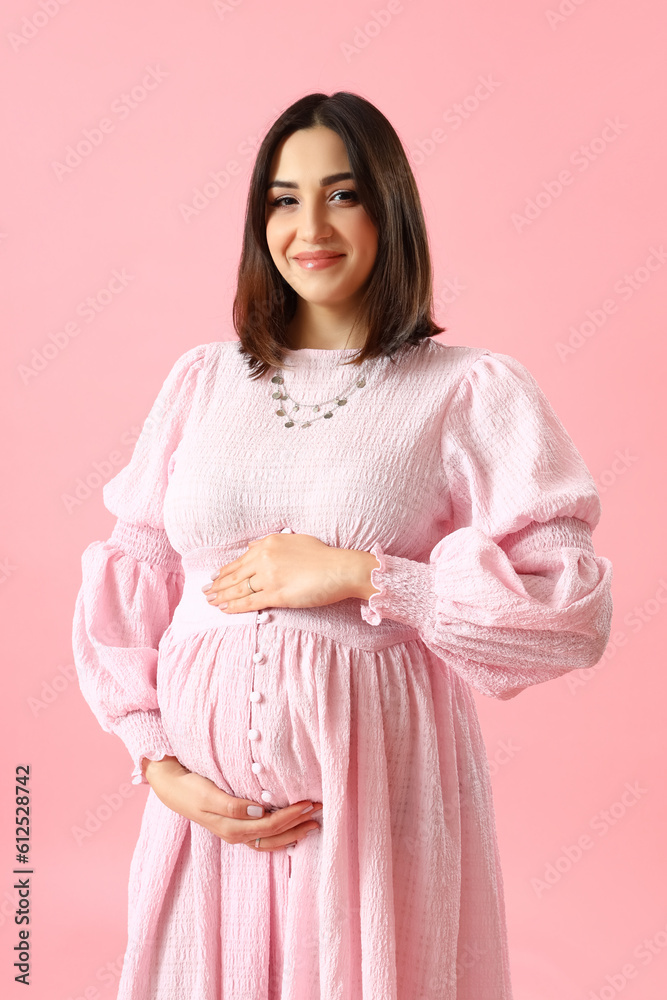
xmin=360 ymin=351 xmax=614 ymax=700
xmin=71 ymin=343 xmax=209 ymax=783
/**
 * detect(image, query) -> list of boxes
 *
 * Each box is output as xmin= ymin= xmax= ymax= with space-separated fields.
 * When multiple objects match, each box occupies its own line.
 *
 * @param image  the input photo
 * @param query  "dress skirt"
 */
xmin=114 ymin=568 xmax=513 ymax=1000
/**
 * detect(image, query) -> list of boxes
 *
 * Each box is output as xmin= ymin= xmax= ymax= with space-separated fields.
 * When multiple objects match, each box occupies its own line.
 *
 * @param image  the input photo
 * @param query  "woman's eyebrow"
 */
xmin=266 ymin=171 xmax=353 ymax=191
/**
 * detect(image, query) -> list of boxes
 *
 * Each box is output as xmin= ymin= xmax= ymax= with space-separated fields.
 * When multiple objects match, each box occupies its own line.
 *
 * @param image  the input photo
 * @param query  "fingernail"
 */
xmin=247 ymin=805 xmax=263 ymax=817
xmin=201 ymin=583 xmax=212 ymax=592
xmin=300 ymin=804 xmax=314 ymax=814
xmin=306 ymin=826 xmax=319 ymax=836
xmin=219 ymin=603 xmax=228 ymax=609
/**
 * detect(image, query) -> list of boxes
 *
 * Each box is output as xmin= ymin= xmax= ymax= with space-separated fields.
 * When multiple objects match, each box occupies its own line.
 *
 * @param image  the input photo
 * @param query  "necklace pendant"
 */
xmin=271 ymin=362 xmax=372 ymax=430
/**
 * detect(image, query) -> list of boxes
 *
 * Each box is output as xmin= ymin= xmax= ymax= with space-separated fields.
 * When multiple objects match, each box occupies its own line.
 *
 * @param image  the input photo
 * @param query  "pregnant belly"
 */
xmin=156 ymin=624 xmax=324 ymax=811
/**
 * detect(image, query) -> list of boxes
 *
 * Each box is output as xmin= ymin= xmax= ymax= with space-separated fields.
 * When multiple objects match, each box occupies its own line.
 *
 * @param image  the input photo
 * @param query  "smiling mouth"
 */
xmin=293 ymin=254 xmax=345 ymax=270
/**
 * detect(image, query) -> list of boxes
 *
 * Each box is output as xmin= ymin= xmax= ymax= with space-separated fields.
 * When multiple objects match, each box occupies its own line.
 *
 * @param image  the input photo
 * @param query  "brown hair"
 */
xmin=232 ymin=91 xmax=446 ymax=380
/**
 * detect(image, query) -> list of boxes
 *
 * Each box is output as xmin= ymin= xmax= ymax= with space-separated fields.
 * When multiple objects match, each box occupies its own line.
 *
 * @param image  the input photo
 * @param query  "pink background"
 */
xmin=2 ymin=1 xmax=666 ymax=997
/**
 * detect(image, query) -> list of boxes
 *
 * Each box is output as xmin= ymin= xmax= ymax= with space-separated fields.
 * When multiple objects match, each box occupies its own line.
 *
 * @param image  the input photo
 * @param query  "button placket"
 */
xmin=248 ymin=609 xmax=274 ymax=806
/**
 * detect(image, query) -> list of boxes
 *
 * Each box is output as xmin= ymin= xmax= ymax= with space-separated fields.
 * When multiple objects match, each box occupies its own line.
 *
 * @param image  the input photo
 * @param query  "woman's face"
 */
xmin=265 ymin=126 xmax=378 ymax=311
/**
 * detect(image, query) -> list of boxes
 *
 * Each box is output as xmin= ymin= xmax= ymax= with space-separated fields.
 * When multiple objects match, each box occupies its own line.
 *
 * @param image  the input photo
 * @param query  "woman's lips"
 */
xmin=293 ymin=254 xmax=345 ymax=271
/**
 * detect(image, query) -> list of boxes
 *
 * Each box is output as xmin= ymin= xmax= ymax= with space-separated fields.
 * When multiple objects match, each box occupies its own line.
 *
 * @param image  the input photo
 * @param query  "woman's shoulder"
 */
xmin=169 ymin=340 xmax=221 ymax=368
xmin=181 ymin=338 xmax=259 ymax=372
xmin=162 ymin=340 xmax=243 ymax=386
xmin=423 ymin=338 xmax=541 ymax=396
xmin=415 ymin=337 xmax=493 ymax=393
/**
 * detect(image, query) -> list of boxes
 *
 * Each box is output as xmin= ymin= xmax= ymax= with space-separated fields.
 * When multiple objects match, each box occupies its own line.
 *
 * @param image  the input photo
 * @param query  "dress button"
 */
xmin=248 ymin=728 xmax=260 ymax=740
xmin=251 ymin=762 xmax=264 ymax=774
xmin=260 ymin=790 xmax=273 ymax=803
xmin=249 ymin=690 xmax=262 ymax=703
xmin=257 ymin=611 xmax=270 ymax=623
xmin=252 ymin=651 xmax=265 ymax=663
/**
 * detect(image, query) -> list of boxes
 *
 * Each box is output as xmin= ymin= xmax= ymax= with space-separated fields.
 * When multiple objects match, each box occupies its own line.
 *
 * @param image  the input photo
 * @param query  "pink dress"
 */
xmin=72 ymin=337 xmax=613 ymax=1000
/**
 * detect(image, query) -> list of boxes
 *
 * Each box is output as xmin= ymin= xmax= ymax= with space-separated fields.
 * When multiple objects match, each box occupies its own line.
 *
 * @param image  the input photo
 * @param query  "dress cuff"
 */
xmin=109 ymin=519 xmax=183 ymax=571
xmin=129 ymin=750 xmax=173 ymax=786
xmin=360 ymin=542 xmax=436 ymax=627
xmin=109 ymin=709 xmax=176 ymax=786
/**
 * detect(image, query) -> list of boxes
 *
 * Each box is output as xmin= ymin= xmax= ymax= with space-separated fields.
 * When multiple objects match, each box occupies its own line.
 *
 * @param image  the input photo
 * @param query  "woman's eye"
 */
xmin=270 ymin=190 xmax=359 ymax=208
xmin=332 ymin=189 xmax=359 ymax=203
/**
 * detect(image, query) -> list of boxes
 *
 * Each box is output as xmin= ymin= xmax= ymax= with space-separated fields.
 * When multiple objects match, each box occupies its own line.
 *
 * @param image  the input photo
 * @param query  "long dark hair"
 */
xmin=232 ymin=91 xmax=446 ymax=380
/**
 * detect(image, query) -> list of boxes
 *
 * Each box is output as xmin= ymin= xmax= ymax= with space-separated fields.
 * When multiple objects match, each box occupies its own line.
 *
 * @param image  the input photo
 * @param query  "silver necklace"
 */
xmin=270 ymin=364 xmax=369 ymax=428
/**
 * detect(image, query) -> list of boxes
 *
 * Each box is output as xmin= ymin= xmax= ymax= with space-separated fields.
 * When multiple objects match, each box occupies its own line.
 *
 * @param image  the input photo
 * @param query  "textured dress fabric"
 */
xmin=71 ymin=337 xmax=613 ymax=1000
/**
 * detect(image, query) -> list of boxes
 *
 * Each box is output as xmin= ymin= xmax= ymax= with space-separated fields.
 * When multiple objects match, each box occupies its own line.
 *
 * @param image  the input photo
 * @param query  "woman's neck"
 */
xmin=286 ymin=305 xmax=367 ymax=352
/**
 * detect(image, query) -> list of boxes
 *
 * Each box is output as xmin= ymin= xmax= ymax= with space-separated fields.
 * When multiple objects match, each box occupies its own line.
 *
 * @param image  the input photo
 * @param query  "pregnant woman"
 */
xmin=72 ymin=91 xmax=613 ymax=999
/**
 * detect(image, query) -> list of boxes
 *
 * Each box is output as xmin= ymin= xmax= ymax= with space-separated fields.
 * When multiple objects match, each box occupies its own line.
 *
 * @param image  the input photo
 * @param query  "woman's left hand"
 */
xmin=202 ymin=532 xmax=376 ymax=613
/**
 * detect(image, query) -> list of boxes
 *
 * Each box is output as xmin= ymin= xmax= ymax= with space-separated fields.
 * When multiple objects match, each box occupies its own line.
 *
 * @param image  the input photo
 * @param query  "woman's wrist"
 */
xmin=341 ymin=549 xmax=383 ymax=601
xmin=142 ymin=755 xmax=184 ymax=782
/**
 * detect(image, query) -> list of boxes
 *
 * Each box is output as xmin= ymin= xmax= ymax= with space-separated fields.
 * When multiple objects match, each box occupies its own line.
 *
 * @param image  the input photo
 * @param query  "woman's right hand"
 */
xmin=143 ymin=756 xmax=322 ymax=852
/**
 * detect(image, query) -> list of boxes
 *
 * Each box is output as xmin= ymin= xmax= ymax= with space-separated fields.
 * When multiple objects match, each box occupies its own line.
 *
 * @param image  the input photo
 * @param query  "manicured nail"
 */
xmin=247 ymin=805 xmax=263 ymax=817
xmin=306 ymin=826 xmax=320 ymax=836
xmin=201 ymin=583 xmax=212 ymax=592
xmin=219 ymin=603 xmax=228 ymax=609
xmin=300 ymin=804 xmax=314 ymax=814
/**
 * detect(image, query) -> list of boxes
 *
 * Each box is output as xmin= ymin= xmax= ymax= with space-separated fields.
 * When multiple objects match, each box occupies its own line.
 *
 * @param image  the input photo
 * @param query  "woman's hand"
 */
xmin=143 ymin=756 xmax=322 ymax=852
xmin=202 ymin=531 xmax=380 ymax=614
